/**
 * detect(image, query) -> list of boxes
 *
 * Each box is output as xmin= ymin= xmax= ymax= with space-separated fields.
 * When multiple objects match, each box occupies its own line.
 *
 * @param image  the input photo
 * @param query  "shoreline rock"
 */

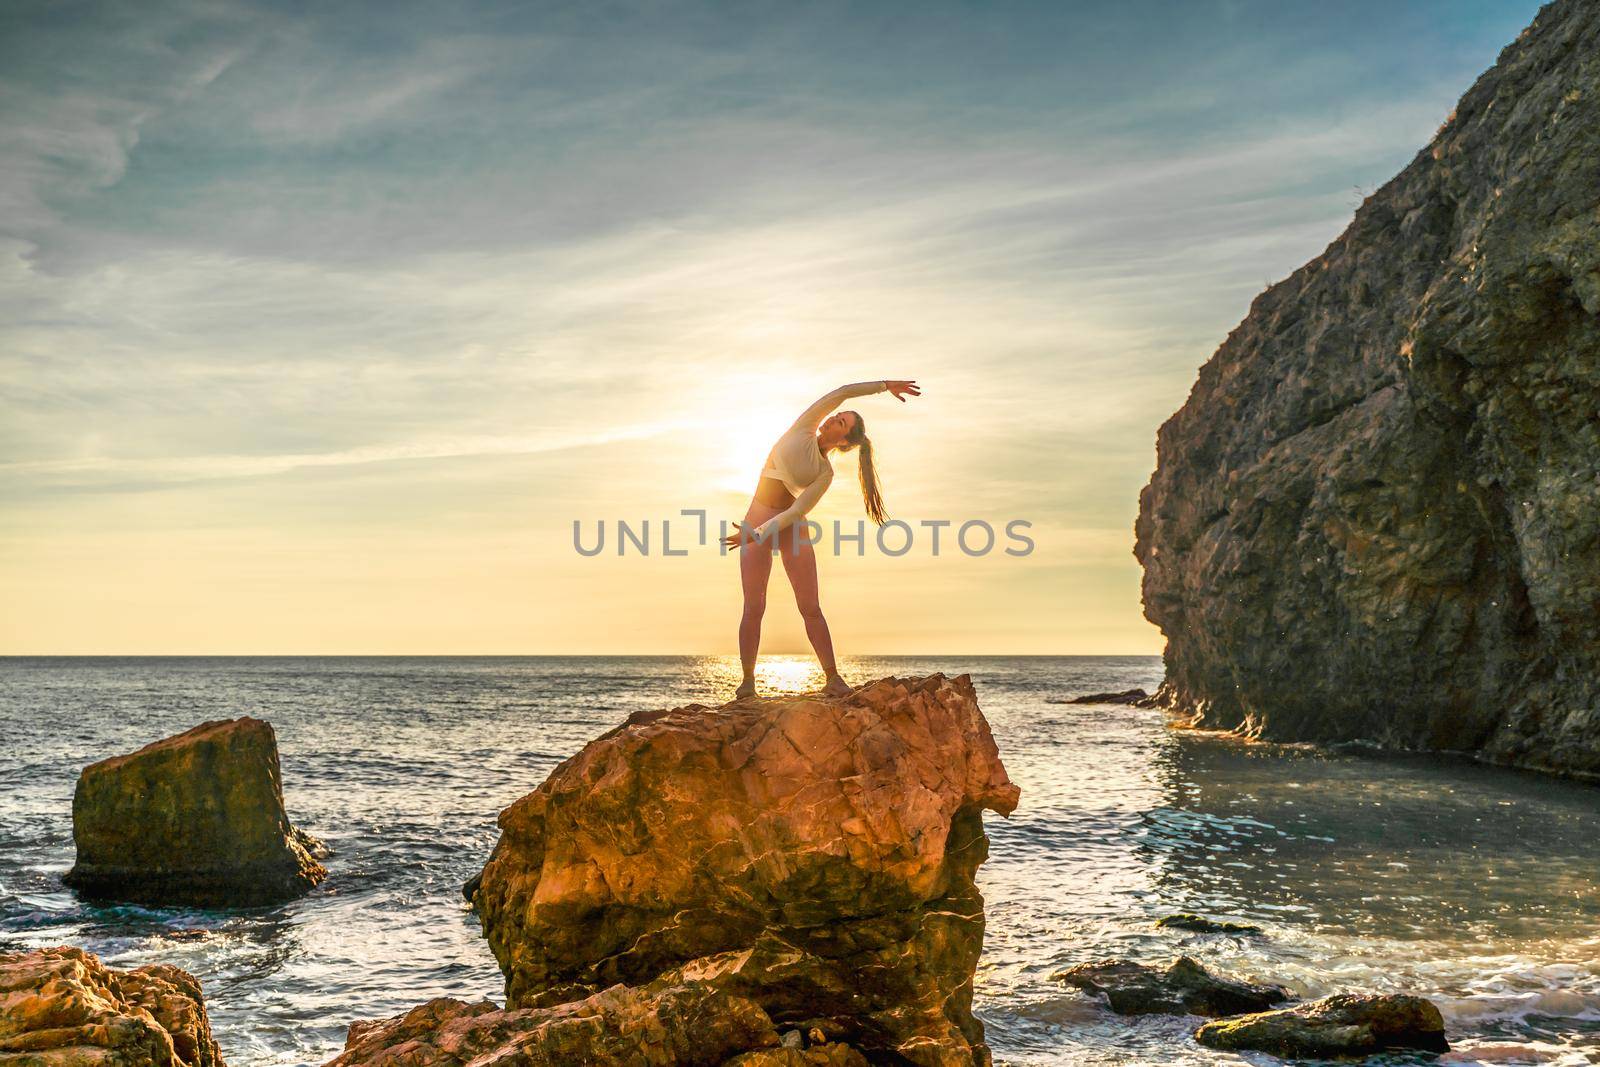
xmin=325 ymin=981 xmax=866 ymax=1067
xmin=1194 ymin=992 xmax=1450 ymax=1057
xmin=64 ymin=717 xmax=326 ymax=908
xmin=467 ymin=673 xmax=1019 ymax=1065
xmin=1133 ymin=0 xmax=1600 ymax=777
xmin=0 ymin=945 xmax=225 ymax=1067
xmin=1053 ymin=957 xmax=1286 ymax=1018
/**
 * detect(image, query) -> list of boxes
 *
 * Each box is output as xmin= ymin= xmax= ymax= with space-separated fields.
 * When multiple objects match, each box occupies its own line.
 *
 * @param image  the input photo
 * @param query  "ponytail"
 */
xmin=842 ymin=411 xmax=887 ymax=525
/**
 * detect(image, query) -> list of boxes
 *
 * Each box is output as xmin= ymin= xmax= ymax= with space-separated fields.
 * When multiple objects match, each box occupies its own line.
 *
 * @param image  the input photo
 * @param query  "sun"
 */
xmin=709 ymin=397 xmax=792 ymax=495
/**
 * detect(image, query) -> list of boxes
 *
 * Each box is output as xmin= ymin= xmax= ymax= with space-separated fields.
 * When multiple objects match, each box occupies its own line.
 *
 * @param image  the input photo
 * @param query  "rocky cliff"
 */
xmin=0 ymin=946 xmax=225 ymax=1067
xmin=64 ymin=718 xmax=327 ymax=906
xmin=451 ymin=674 xmax=1019 ymax=1067
xmin=1135 ymin=0 xmax=1600 ymax=775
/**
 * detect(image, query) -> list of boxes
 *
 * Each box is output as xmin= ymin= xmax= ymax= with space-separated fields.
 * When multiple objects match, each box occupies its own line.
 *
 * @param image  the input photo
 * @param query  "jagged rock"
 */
xmin=1155 ymin=913 xmax=1263 ymax=935
xmin=1048 ymin=688 xmax=1153 ymax=706
xmin=1053 ymin=957 xmax=1287 ymax=1017
xmin=1134 ymin=0 xmax=1600 ymax=776
xmin=64 ymin=718 xmax=326 ymax=907
xmin=0 ymin=945 xmax=225 ymax=1067
xmin=471 ymin=673 xmax=1019 ymax=1066
xmin=1194 ymin=992 xmax=1449 ymax=1057
xmin=325 ymin=982 xmax=800 ymax=1067
xmin=725 ymin=1046 xmax=869 ymax=1067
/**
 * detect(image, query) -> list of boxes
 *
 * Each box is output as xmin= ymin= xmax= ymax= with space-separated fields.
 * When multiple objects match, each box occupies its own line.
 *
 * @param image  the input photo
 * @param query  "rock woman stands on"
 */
xmin=722 ymin=379 xmax=920 ymax=700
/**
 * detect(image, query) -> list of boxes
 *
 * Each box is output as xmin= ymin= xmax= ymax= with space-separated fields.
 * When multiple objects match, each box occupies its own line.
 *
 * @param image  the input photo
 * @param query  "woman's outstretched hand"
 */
xmin=722 ymin=521 xmax=759 ymax=549
xmin=886 ymin=379 xmax=921 ymax=402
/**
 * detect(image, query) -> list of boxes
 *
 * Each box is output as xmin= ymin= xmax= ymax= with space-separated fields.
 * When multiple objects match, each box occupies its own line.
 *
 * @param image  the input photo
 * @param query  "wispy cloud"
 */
xmin=0 ymin=419 xmax=690 ymax=492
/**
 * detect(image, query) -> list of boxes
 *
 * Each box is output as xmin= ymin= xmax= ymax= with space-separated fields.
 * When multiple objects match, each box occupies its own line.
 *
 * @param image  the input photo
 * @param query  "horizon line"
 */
xmin=0 ymin=651 xmax=1165 ymax=659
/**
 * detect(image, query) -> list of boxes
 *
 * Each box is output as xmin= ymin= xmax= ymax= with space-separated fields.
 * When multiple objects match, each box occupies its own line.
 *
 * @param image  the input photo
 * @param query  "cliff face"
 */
xmin=1135 ymin=0 xmax=1600 ymax=774
xmin=466 ymin=674 xmax=1019 ymax=1067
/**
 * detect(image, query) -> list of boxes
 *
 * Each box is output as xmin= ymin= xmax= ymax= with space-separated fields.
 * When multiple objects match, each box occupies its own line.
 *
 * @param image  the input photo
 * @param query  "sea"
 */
xmin=2 ymin=655 xmax=1598 ymax=1066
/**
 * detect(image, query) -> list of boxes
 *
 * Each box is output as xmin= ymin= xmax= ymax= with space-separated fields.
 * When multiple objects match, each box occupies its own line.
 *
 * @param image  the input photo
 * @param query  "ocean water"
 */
xmin=2 ymin=655 xmax=1598 ymax=1067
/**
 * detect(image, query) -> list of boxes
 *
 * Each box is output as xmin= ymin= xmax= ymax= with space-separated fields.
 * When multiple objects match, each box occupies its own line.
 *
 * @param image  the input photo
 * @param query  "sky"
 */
xmin=0 ymin=0 xmax=1545 ymax=655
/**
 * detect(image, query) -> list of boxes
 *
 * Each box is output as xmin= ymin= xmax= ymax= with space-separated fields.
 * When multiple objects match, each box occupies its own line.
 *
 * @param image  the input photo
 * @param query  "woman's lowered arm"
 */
xmin=753 ymin=466 xmax=833 ymax=541
xmin=791 ymin=379 xmax=920 ymax=431
xmin=722 ymin=468 xmax=835 ymax=547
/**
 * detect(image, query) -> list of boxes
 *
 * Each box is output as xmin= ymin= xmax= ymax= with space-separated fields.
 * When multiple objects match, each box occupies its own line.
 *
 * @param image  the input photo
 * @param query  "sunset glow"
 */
xmin=0 ymin=0 xmax=1542 ymax=654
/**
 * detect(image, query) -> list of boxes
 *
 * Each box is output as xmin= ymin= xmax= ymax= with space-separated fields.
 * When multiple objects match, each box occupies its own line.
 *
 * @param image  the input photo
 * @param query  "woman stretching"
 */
xmin=722 ymin=379 xmax=921 ymax=699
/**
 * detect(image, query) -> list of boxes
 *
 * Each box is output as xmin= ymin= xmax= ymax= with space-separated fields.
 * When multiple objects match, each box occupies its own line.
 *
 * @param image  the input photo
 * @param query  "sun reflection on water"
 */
xmin=697 ymin=654 xmax=868 ymax=698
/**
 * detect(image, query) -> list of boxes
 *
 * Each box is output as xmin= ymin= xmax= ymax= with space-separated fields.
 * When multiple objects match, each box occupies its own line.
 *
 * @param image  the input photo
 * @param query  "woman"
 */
xmin=722 ymin=379 xmax=921 ymax=699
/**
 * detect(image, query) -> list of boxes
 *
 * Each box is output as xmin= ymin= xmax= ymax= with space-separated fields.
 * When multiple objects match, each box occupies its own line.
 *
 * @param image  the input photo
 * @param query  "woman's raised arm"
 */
xmin=792 ymin=379 xmax=920 ymax=430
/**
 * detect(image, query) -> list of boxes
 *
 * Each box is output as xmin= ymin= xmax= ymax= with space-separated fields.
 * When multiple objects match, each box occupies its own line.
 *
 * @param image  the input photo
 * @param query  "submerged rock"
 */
xmin=470 ymin=673 xmax=1019 ymax=1066
xmin=1194 ymin=992 xmax=1449 ymax=1057
xmin=1155 ymin=913 xmax=1263 ymax=935
xmin=0 ymin=945 xmax=225 ymax=1067
xmin=1053 ymin=957 xmax=1286 ymax=1017
xmin=1050 ymin=688 xmax=1153 ymax=706
xmin=64 ymin=717 xmax=326 ymax=907
xmin=1134 ymin=0 xmax=1600 ymax=775
xmin=326 ymin=982 xmax=796 ymax=1067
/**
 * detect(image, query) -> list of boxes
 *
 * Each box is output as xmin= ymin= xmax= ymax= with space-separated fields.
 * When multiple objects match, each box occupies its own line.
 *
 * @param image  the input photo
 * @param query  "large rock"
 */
xmin=64 ymin=718 xmax=326 ymax=907
xmin=1053 ymin=957 xmax=1286 ymax=1017
xmin=1134 ymin=0 xmax=1600 ymax=774
xmin=325 ymin=981 xmax=869 ymax=1067
xmin=471 ymin=674 xmax=1019 ymax=1066
xmin=0 ymin=945 xmax=225 ymax=1067
xmin=1194 ymin=992 xmax=1449 ymax=1057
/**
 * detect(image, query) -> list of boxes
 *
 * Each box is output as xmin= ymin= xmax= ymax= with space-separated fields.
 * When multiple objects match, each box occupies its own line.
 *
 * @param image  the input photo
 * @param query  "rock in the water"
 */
xmin=0 ymin=945 xmax=225 ymax=1067
xmin=1155 ymin=913 xmax=1263 ymax=935
xmin=326 ymin=982 xmax=793 ymax=1067
xmin=64 ymin=718 xmax=326 ymax=907
xmin=1053 ymin=957 xmax=1286 ymax=1017
xmin=1051 ymin=689 xmax=1152 ymax=706
xmin=471 ymin=673 xmax=1019 ymax=1066
xmin=1134 ymin=0 xmax=1600 ymax=776
xmin=1194 ymin=992 xmax=1449 ymax=1057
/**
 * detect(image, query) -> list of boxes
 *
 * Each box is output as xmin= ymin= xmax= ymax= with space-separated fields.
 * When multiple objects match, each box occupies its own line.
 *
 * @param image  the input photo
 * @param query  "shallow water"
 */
xmin=2 ymin=656 xmax=1598 ymax=1066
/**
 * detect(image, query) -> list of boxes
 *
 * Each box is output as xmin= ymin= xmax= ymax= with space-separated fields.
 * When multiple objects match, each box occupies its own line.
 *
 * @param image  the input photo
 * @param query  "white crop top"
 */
xmin=753 ymin=380 xmax=889 ymax=541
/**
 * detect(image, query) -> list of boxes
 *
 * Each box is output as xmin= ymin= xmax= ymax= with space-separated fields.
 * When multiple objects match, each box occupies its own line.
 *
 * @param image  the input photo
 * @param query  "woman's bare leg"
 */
xmin=737 ymin=501 xmax=783 ymax=697
xmin=779 ymin=524 xmax=849 ymax=694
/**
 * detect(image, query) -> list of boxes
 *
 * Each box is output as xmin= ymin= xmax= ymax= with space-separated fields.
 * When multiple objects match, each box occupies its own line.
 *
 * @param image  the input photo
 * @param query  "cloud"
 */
xmin=249 ymin=68 xmax=466 ymax=144
xmin=0 ymin=419 xmax=689 ymax=493
xmin=0 ymin=85 xmax=1485 ymax=491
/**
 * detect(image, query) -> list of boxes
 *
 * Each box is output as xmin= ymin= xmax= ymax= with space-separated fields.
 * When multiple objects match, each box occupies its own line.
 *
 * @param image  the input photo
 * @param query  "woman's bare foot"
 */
xmin=821 ymin=674 xmax=853 ymax=698
xmin=734 ymin=678 xmax=757 ymax=701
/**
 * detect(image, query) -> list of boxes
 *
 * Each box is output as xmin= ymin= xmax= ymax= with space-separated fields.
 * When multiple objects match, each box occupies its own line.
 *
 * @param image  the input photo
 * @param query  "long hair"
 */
xmin=841 ymin=413 xmax=887 ymax=525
